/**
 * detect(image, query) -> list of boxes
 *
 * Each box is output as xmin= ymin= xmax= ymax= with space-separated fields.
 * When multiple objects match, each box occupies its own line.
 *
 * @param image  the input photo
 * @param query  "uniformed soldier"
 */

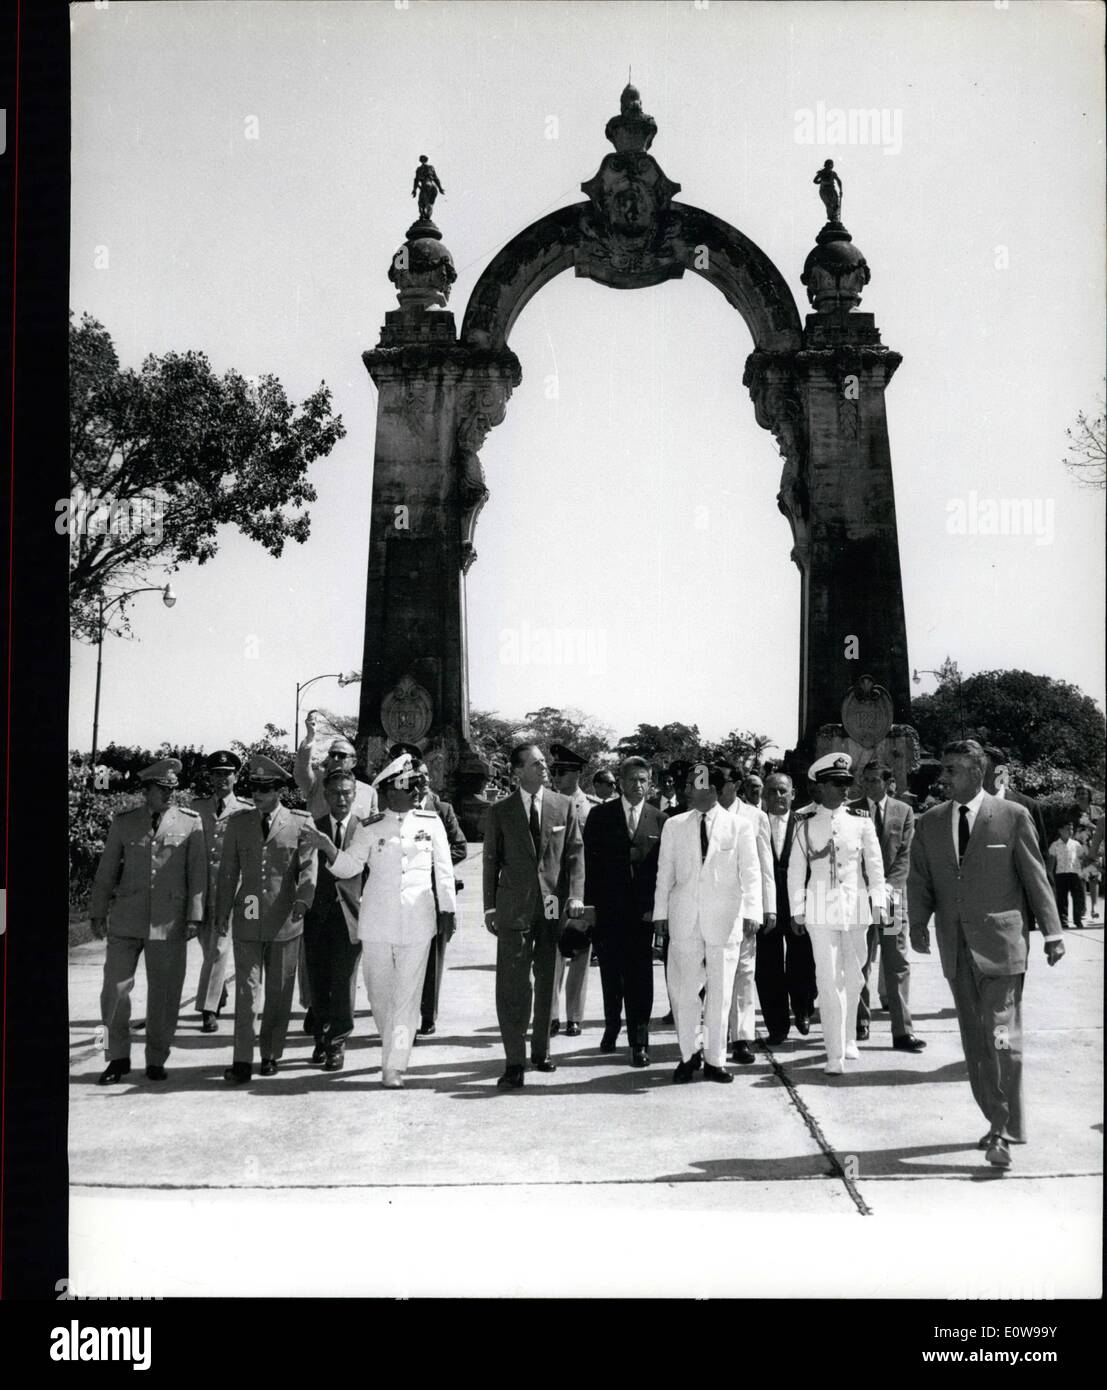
xmin=787 ymin=752 xmax=888 ymax=1074
xmin=547 ymin=743 xmax=599 ymax=1037
xmin=191 ymin=749 xmax=252 ymax=1032
xmin=89 ymin=758 xmax=206 ymax=1084
xmin=331 ymin=754 xmax=456 ymax=1089
xmin=385 ymin=743 xmax=468 ymax=1038
xmin=218 ymin=755 xmax=317 ymax=1082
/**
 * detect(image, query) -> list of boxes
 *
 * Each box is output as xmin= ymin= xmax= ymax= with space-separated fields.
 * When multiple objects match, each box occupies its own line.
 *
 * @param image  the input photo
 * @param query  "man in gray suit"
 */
xmin=483 ymin=743 xmax=585 ymax=1088
xmin=851 ymin=762 xmax=925 ymax=1052
xmin=908 ymin=740 xmax=1064 ymax=1169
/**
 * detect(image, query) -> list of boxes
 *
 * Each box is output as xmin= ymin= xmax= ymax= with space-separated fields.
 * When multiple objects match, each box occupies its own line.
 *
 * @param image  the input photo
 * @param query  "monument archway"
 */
xmin=358 ymin=87 xmax=910 ymax=822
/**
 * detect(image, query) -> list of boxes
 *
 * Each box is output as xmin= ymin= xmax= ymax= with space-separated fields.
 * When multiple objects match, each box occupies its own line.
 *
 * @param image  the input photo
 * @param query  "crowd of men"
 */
xmin=87 ymin=725 xmax=1095 ymax=1169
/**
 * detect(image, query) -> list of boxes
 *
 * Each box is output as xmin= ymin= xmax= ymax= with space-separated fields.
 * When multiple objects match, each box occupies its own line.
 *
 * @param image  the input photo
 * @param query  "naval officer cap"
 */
xmin=809 ymin=752 xmax=854 ymax=784
xmin=139 ymin=757 xmax=182 ymax=788
xmin=372 ymin=752 xmax=421 ymax=790
xmin=205 ymin=749 xmax=242 ymax=772
xmin=549 ymin=743 xmax=588 ymax=772
xmin=246 ymin=754 xmax=291 ymax=786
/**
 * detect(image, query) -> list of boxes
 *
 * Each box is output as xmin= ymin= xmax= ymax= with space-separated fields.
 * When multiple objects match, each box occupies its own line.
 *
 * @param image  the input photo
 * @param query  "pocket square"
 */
xmin=549 ymin=825 xmax=565 ymax=834
xmin=987 ymin=843 xmax=1006 ymax=849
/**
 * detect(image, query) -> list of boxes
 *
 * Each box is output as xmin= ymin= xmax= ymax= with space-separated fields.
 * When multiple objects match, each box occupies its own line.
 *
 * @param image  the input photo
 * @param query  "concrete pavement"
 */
xmin=67 ymin=843 xmax=1102 ymax=1297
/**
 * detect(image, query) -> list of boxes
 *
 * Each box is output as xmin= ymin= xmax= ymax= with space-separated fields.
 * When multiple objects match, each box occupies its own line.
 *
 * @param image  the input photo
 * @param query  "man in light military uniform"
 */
xmin=328 ymin=753 xmax=456 ymax=1089
xmin=90 ymin=758 xmax=207 ymax=1084
xmin=191 ymin=749 xmax=252 ymax=1033
xmin=787 ymin=752 xmax=888 ymax=1075
xmin=548 ymin=743 xmax=599 ymax=1038
xmin=219 ymin=755 xmax=317 ymax=1082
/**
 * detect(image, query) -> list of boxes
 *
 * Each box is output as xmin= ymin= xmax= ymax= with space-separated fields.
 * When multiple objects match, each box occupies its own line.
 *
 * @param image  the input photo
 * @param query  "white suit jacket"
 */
xmin=733 ymin=801 xmax=776 ymax=917
xmin=652 ymin=806 xmax=763 ymax=945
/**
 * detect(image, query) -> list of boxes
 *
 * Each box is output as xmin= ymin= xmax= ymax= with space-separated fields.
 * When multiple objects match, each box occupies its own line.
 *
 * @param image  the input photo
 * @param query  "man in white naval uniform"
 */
xmin=788 ymin=752 xmax=888 ymax=1074
xmin=719 ymin=766 xmax=776 ymax=1064
xmin=331 ymin=753 xmax=455 ymax=1089
xmin=652 ymin=765 xmax=763 ymax=1083
xmin=548 ymin=744 xmax=599 ymax=1038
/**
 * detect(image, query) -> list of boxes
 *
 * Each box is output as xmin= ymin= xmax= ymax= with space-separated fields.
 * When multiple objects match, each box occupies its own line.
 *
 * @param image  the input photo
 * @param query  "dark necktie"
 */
xmin=958 ymin=805 xmax=970 ymax=863
xmin=261 ymin=812 xmax=272 ymax=840
xmin=216 ymin=797 xmax=225 ymax=817
xmin=333 ymin=818 xmax=344 ymax=846
xmin=700 ymin=812 xmax=709 ymax=862
xmin=873 ymin=799 xmax=885 ymax=840
xmin=529 ymin=796 xmax=541 ymax=856
xmin=150 ymin=811 xmax=161 ymax=836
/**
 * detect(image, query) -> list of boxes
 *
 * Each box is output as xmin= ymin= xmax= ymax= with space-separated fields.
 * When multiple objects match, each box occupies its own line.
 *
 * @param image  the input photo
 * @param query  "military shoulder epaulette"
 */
xmin=290 ymin=808 xmax=310 ymax=818
xmin=847 ymin=807 xmax=869 ymax=817
xmin=414 ymin=809 xmax=437 ymax=818
xmin=178 ymin=807 xmax=200 ymax=817
xmin=361 ymin=812 xmax=385 ymax=825
xmin=795 ymin=807 xmax=817 ymax=818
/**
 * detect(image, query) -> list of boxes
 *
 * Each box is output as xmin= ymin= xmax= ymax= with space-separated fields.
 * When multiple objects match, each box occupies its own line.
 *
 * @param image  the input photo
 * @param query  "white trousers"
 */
xmin=553 ymin=948 xmax=589 ymax=1023
xmin=362 ymin=939 xmax=433 ymax=1076
xmin=727 ymin=929 xmax=759 ymax=1042
xmin=669 ymin=933 xmax=740 ymax=1067
xmin=808 ymin=925 xmax=869 ymax=1066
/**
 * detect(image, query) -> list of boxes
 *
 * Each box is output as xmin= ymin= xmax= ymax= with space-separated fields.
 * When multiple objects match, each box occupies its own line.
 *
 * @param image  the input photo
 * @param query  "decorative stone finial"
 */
xmin=801 ymin=162 xmax=870 ymax=312
xmin=604 ymin=82 xmax=657 ymax=152
xmin=388 ymin=160 xmax=457 ymax=312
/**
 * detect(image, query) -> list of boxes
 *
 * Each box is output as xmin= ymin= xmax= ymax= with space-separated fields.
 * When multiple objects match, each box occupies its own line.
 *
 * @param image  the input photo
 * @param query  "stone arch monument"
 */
xmin=358 ymin=87 xmax=911 ymax=825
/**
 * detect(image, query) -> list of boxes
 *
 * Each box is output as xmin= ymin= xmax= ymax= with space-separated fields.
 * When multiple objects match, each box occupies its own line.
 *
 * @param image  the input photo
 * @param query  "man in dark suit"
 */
xmin=583 ymin=756 xmax=666 ymax=1066
xmin=852 ymin=762 xmax=925 ymax=1052
xmin=482 ymin=744 xmax=585 ymax=1088
xmin=908 ymin=740 xmax=1064 ymax=1169
xmin=299 ymin=771 xmax=369 ymax=1071
xmin=755 ymin=771 xmax=816 ymax=1043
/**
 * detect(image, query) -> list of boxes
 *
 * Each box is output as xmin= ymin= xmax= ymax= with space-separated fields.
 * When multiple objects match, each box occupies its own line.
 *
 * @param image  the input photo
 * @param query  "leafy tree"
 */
xmin=67 ymin=313 xmax=345 ymax=638
xmin=704 ymin=729 xmax=779 ymax=773
xmin=614 ymin=722 xmax=703 ymax=765
xmin=1062 ymin=396 xmax=1106 ymax=490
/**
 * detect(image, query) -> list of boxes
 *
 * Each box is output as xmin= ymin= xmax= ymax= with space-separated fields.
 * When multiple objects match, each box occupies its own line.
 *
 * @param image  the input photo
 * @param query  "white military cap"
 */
xmin=809 ymin=752 xmax=854 ymax=783
xmin=372 ymin=752 xmax=419 ymax=790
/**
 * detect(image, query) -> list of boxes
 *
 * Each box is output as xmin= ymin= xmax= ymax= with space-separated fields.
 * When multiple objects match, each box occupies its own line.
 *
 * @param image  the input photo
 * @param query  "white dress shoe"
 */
xmin=824 ymin=1061 xmax=845 ymax=1075
xmin=382 ymin=1069 xmax=404 ymax=1089
xmin=844 ymin=1042 xmax=860 ymax=1060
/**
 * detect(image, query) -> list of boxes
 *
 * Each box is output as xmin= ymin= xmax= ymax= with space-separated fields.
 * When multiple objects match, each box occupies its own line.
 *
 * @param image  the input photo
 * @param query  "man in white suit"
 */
xmin=720 ymin=766 xmax=776 ymax=1062
xmin=788 ymin=752 xmax=887 ymax=1074
xmin=652 ymin=765 xmax=763 ymax=1084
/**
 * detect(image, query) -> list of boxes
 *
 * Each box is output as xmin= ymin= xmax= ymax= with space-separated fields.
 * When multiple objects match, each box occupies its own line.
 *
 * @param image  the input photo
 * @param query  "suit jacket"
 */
xmin=1000 ymin=787 xmax=1050 ymax=869
xmin=482 ymin=788 xmax=585 ymax=931
xmin=733 ymin=801 xmax=776 ymax=917
xmin=191 ymin=792 xmax=253 ymax=926
xmin=426 ymin=790 xmax=468 ymax=866
xmin=907 ymin=793 xmax=1061 ymax=981
xmin=583 ymin=797 xmax=666 ymax=926
xmin=217 ymin=803 xmax=317 ymax=943
xmin=766 ymin=811 xmax=798 ymax=929
xmin=652 ymin=806 xmax=763 ymax=945
xmin=305 ymin=812 xmax=371 ymax=944
xmin=89 ymin=803 xmax=207 ymax=940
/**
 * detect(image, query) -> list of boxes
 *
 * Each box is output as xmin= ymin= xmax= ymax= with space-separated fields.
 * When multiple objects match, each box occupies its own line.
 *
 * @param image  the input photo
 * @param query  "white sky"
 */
xmin=68 ymin=0 xmax=1105 ymax=759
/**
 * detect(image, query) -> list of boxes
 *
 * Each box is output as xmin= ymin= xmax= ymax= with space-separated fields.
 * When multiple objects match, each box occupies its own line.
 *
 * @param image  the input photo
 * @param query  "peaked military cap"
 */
xmin=809 ymin=752 xmax=854 ymax=784
xmin=246 ymin=754 xmax=290 ymax=785
xmin=549 ymin=743 xmax=588 ymax=772
xmin=205 ymin=749 xmax=242 ymax=772
xmin=139 ymin=758 xmax=182 ymax=787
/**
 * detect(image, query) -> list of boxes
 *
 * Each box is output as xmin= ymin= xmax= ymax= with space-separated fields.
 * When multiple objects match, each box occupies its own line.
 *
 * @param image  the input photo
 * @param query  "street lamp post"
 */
xmin=90 ymin=583 xmax=177 ymax=768
xmin=294 ymin=671 xmax=361 ymax=750
xmin=913 ymin=666 xmax=964 ymax=738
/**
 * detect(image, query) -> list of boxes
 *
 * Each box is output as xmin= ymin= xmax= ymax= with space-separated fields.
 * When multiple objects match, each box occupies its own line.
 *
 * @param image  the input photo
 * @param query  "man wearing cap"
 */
xmin=386 ymin=743 xmax=468 ymax=1039
xmin=191 ymin=751 xmax=252 ymax=1033
xmin=333 ymin=754 xmax=456 ymax=1088
xmin=719 ymin=765 xmax=775 ymax=1062
xmin=548 ymin=743 xmax=598 ymax=1038
xmin=90 ymin=759 xmax=207 ymax=1084
xmin=652 ymin=765 xmax=763 ymax=1084
xmin=908 ymin=740 xmax=1063 ymax=1169
xmin=218 ymin=755 xmax=317 ymax=1081
xmin=482 ymin=743 xmax=586 ymax=1088
xmin=788 ymin=753 xmax=887 ymax=1075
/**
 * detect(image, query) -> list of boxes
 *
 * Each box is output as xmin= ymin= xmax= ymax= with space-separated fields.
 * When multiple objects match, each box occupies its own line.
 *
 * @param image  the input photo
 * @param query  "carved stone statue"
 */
xmin=412 ymin=155 xmax=445 ymax=222
xmin=841 ymin=674 xmax=894 ymax=749
xmin=813 ymin=158 xmax=843 ymax=223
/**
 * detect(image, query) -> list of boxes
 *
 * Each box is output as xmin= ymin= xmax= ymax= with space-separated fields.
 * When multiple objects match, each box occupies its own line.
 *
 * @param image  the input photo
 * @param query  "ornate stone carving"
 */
xmin=801 ymin=224 xmax=870 ymax=313
xmin=412 ymin=155 xmax=445 ymax=223
xmin=389 ymin=215 xmax=457 ymax=312
xmin=381 ymin=674 xmax=434 ymax=745
xmin=841 ymin=675 xmax=894 ymax=749
xmin=813 ymin=159 xmax=843 ymax=224
xmin=454 ymin=380 xmax=513 ymax=568
xmin=382 ymin=381 xmax=430 ymax=437
xmin=744 ymin=350 xmax=811 ymax=565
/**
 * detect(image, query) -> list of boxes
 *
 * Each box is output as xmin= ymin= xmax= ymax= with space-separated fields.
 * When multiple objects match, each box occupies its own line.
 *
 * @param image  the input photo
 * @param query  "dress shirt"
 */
xmin=1049 ymin=838 xmax=1083 ymax=875
xmin=769 ymin=813 xmax=788 ymax=857
xmin=519 ymin=786 xmax=543 ymax=819
xmin=951 ymin=789 xmax=987 ymax=860
xmin=621 ymin=795 xmax=642 ymax=837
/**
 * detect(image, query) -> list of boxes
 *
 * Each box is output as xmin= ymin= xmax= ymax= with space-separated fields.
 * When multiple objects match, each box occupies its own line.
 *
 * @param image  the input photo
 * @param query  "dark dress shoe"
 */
xmin=324 ymin=1046 xmax=345 ymax=1072
xmin=224 ymin=1063 xmax=252 ymax=1084
xmin=893 ymin=1034 xmax=927 ymax=1052
xmin=691 ymin=1048 xmax=704 ymax=1071
xmin=497 ymin=1066 xmax=525 ymax=1089
xmin=259 ymin=1058 xmax=278 ymax=1077
xmin=97 ymin=1060 xmax=131 ymax=1086
xmin=416 ymin=1020 xmax=436 ymax=1036
xmin=549 ymin=1019 xmax=561 ymax=1036
xmin=311 ymin=1044 xmax=328 ymax=1065
xmin=795 ymin=1015 xmax=811 ymax=1035
xmin=985 ymin=1135 xmax=1012 ymax=1168
xmin=145 ymin=1065 xmax=168 ymax=1081
xmin=703 ymin=1062 xmax=734 ymax=1083
xmin=564 ymin=1022 xmax=582 ymax=1038
xmin=765 ymin=1031 xmax=789 ymax=1046
xmin=302 ymin=1009 xmax=315 ymax=1035
xmin=661 ymin=1011 xmax=674 ymax=1025
xmin=201 ymin=1011 xmax=218 ymax=1033
xmin=631 ymin=1047 xmax=650 ymax=1067
xmin=599 ymin=1027 xmax=619 ymax=1053
xmin=856 ymin=1021 xmax=870 ymax=1041
xmin=217 ymin=985 xmax=229 ymax=1016
xmin=731 ymin=1041 xmax=756 ymax=1065
xmin=672 ymin=1058 xmax=696 ymax=1083
xmin=530 ymin=1056 xmax=557 ymax=1072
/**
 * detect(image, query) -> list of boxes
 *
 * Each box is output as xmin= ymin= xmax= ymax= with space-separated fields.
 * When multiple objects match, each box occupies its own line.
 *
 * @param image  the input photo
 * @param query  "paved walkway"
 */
xmin=67 ymin=845 xmax=1103 ymax=1297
